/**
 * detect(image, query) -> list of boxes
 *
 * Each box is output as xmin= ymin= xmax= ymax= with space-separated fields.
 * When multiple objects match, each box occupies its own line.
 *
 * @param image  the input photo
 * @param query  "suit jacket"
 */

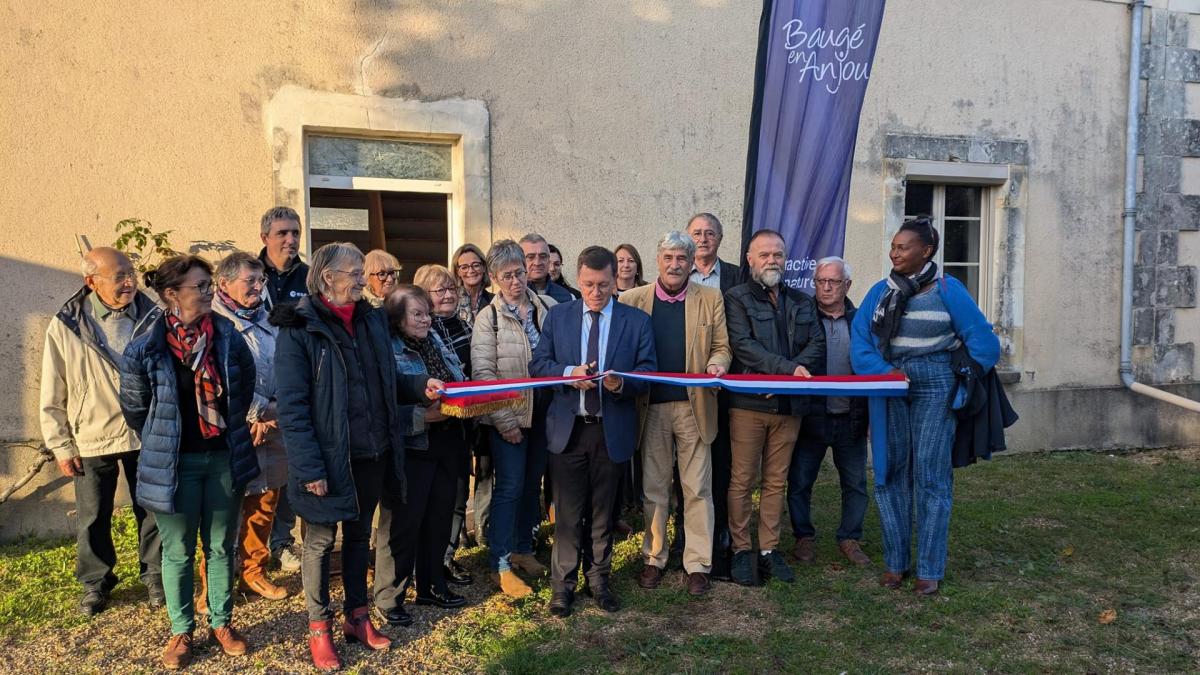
xmin=528 ymin=298 xmax=657 ymax=462
xmin=717 ymin=257 xmax=742 ymax=293
xmin=618 ymin=282 xmax=732 ymax=445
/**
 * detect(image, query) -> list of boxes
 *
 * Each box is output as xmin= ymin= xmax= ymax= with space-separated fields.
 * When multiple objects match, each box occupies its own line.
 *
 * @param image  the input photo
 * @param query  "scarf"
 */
xmin=871 ymin=261 xmax=939 ymax=359
xmin=319 ymin=295 xmax=356 ymax=336
xmin=165 ymin=313 xmax=226 ymax=439
xmin=403 ymin=334 xmax=456 ymax=384
xmin=654 ymin=279 xmax=688 ymax=303
xmin=215 ymin=289 xmax=263 ymax=322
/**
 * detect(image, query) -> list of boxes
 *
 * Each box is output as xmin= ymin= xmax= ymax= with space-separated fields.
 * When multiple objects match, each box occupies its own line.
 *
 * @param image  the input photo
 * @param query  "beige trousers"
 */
xmin=728 ymin=408 xmax=802 ymax=553
xmin=641 ymin=400 xmax=714 ymax=574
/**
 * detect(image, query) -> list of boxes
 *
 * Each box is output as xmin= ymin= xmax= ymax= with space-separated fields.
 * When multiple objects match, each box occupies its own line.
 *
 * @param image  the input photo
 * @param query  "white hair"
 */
xmin=656 ymin=230 xmax=696 ymax=260
xmin=307 ymin=242 xmax=365 ymax=296
xmin=815 ymin=256 xmax=852 ymax=281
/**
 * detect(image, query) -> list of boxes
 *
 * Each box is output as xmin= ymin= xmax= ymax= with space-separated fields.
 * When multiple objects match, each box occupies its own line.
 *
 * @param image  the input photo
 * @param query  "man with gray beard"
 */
xmin=723 ymin=230 xmax=825 ymax=586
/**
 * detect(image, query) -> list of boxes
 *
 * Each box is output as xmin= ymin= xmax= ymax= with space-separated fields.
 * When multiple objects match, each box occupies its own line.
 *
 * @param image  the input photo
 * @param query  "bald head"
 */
xmin=83 ymin=247 xmax=137 ymax=309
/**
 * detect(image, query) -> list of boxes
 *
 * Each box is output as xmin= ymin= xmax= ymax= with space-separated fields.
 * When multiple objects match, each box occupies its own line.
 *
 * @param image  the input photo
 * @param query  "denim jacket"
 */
xmin=391 ymin=330 xmax=465 ymax=451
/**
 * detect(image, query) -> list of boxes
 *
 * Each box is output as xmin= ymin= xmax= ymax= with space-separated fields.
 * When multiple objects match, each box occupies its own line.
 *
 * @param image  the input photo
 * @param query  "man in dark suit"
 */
xmin=529 ymin=246 xmax=657 ymax=617
xmin=685 ymin=212 xmax=740 ymax=578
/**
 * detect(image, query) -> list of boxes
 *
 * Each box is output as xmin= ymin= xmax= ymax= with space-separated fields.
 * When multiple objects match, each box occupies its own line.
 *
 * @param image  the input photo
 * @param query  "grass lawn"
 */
xmin=1 ymin=448 xmax=1198 ymax=673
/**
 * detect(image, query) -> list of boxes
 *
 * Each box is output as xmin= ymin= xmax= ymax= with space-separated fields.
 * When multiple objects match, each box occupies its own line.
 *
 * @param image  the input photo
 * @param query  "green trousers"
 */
xmin=154 ymin=450 xmax=241 ymax=634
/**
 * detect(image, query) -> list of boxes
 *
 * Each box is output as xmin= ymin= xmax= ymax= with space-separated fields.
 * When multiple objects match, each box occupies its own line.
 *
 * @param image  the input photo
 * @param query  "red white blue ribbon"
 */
xmin=439 ymin=372 xmax=907 ymax=398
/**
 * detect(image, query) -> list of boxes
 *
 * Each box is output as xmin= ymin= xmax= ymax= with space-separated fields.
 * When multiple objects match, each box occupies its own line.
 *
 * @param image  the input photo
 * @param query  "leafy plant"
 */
xmin=112 ymin=218 xmax=177 ymax=273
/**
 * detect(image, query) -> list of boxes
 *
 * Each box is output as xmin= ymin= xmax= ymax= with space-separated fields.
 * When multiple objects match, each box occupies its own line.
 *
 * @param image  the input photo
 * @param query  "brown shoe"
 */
xmin=240 ymin=575 xmax=289 ymax=601
xmin=162 ymin=632 xmax=193 ymax=670
xmin=792 ymin=537 xmax=816 ymax=564
xmin=212 ymin=625 xmax=249 ymax=656
xmin=879 ymin=570 xmax=907 ymax=589
xmin=838 ymin=539 xmax=871 ymax=566
xmin=686 ymin=572 xmax=711 ymax=596
xmin=492 ymin=571 xmax=533 ymax=599
xmin=509 ymin=553 xmax=547 ymax=578
xmin=914 ymin=578 xmax=939 ymax=596
xmin=638 ymin=565 xmax=663 ymax=589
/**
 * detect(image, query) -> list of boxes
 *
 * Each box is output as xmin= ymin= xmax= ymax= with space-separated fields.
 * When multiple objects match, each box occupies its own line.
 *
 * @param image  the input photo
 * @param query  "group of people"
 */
xmin=40 ymin=206 xmax=999 ymax=670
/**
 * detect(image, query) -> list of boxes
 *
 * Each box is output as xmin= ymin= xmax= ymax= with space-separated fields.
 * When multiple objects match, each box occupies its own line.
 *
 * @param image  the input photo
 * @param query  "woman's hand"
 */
xmin=424 ymin=403 xmax=448 ymax=423
xmin=500 ymin=427 xmax=523 ymax=444
xmin=250 ymin=419 xmax=277 ymax=447
xmin=306 ymin=479 xmax=328 ymax=496
xmin=425 ymin=378 xmax=446 ymax=400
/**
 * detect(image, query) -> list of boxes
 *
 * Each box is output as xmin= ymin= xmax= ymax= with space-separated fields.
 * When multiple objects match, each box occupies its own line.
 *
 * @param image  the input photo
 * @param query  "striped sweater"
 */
xmin=889 ymin=288 xmax=960 ymax=359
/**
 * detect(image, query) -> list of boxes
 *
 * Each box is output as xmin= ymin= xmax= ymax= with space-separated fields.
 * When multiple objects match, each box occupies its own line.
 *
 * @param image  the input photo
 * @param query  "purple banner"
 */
xmin=741 ymin=0 xmax=887 ymax=291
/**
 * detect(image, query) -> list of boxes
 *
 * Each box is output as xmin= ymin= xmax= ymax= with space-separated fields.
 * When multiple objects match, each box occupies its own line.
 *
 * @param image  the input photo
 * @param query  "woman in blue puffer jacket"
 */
xmin=120 ymin=254 xmax=258 ymax=669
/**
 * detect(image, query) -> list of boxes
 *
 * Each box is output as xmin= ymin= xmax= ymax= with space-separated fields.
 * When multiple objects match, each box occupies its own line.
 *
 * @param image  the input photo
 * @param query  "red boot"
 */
xmin=343 ymin=607 xmax=391 ymax=650
xmin=308 ymin=620 xmax=341 ymax=671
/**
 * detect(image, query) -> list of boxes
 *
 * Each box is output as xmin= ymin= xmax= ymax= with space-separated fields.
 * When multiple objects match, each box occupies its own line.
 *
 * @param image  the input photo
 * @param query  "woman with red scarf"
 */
xmin=120 ymin=255 xmax=259 ymax=670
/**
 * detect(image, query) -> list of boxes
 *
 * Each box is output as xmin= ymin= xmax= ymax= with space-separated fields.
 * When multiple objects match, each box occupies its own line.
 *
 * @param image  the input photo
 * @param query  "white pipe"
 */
xmin=1119 ymin=0 xmax=1200 ymax=413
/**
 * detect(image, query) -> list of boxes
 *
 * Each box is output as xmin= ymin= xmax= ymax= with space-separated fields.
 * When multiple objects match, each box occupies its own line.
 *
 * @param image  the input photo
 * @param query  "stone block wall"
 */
xmin=1136 ymin=7 xmax=1199 ymax=384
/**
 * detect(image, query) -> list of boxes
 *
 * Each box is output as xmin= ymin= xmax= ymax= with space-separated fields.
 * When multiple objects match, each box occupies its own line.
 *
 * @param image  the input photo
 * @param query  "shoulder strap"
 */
xmin=491 ymin=304 xmax=498 ymax=336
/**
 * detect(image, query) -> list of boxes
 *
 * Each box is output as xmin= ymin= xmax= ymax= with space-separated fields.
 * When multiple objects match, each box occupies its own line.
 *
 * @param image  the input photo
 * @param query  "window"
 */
xmin=903 ymin=183 xmax=992 ymax=312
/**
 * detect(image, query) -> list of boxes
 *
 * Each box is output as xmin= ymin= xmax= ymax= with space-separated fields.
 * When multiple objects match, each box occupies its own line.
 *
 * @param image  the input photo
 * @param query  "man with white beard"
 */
xmin=722 ymin=230 xmax=826 ymax=586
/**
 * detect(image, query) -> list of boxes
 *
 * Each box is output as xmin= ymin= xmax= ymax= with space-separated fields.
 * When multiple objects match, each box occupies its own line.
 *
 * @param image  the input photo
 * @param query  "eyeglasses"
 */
xmin=177 ymin=280 xmax=214 ymax=295
xmin=498 ymin=268 xmax=527 ymax=284
xmin=429 ymin=286 xmax=457 ymax=296
xmin=813 ymin=279 xmax=845 ymax=288
xmin=370 ymin=269 xmax=400 ymax=281
xmin=95 ymin=272 xmax=137 ymax=285
xmin=237 ymin=276 xmax=266 ymax=287
xmin=456 ymin=262 xmax=483 ymax=273
xmin=690 ymin=229 xmax=719 ymax=240
xmin=331 ymin=269 xmax=366 ymax=281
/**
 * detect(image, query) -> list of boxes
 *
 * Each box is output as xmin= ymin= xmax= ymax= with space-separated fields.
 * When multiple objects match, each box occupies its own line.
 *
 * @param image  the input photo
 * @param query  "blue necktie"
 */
xmin=586 ymin=310 xmax=601 ymax=415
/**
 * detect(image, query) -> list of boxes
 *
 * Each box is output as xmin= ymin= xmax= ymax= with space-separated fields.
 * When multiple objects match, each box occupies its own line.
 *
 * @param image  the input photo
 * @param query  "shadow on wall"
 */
xmin=0 ymin=256 xmax=92 ymax=540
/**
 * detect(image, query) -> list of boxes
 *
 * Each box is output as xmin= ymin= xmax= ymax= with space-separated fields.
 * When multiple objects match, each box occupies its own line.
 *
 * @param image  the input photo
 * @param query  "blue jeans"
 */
xmin=487 ymin=426 xmax=547 ymax=572
xmin=876 ymin=352 xmax=957 ymax=580
xmin=787 ymin=414 xmax=869 ymax=542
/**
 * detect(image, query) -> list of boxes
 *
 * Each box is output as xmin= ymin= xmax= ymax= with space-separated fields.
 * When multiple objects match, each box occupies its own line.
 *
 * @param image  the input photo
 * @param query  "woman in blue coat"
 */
xmin=850 ymin=218 xmax=1000 ymax=596
xmin=120 ymin=255 xmax=258 ymax=669
xmin=270 ymin=243 xmax=442 ymax=671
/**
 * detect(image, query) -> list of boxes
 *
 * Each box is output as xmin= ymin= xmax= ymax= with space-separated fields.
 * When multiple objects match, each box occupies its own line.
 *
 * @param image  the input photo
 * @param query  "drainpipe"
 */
xmin=1119 ymin=0 xmax=1200 ymax=412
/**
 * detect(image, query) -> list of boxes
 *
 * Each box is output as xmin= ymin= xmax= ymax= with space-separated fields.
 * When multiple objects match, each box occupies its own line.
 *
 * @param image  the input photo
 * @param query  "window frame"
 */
xmin=904 ymin=182 xmax=994 ymax=319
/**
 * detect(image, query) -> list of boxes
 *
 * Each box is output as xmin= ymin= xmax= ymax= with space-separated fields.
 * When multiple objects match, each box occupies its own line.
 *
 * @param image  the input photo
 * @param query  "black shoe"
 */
xmin=759 ymin=550 xmax=795 ymax=583
xmin=444 ymin=560 xmax=473 ymax=586
xmin=80 ymin=589 xmax=107 ymax=617
xmin=146 ymin=581 xmax=166 ymax=608
xmin=415 ymin=588 xmax=467 ymax=609
xmin=377 ymin=605 xmax=413 ymax=627
xmin=730 ymin=551 xmax=755 ymax=587
xmin=593 ymin=587 xmax=620 ymax=613
xmin=548 ymin=590 xmax=574 ymax=618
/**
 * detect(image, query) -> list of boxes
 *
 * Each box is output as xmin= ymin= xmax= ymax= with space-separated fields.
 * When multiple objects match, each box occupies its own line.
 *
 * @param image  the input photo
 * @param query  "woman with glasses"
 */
xmin=363 ymin=249 xmax=402 ymax=308
xmin=271 ymin=243 xmax=443 ymax=670
xmin=201 ymin=252 xmax=290 ymax=607
xmin=451 ymin=243 xmax=492 ymax=323
xmin=413 ymin=265 xmax=477 ymax=587
xmin=119 ymin=255 xmax=259 ymax=669
xmin=470 ymin=240 xmax=557 ymax=598
xmin=374 ymin=285 xmax=471 ymax=619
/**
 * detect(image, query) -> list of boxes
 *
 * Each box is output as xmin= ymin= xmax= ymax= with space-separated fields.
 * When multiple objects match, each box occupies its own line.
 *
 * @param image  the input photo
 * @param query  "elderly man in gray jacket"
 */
xmin=40 ymin=247 xmax=163 ymax=616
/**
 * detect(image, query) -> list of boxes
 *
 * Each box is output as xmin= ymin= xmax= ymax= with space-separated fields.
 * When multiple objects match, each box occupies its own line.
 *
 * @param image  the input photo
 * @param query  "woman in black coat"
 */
xmin=271 ymin=243 xmax=442 ymax=671
xmin=119 ymin=255 xmax=257 ymax=670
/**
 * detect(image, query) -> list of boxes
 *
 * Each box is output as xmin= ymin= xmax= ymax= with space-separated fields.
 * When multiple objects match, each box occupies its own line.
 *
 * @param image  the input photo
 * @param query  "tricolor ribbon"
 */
xmin=438 ymin=372 xmax=907 ymax=486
